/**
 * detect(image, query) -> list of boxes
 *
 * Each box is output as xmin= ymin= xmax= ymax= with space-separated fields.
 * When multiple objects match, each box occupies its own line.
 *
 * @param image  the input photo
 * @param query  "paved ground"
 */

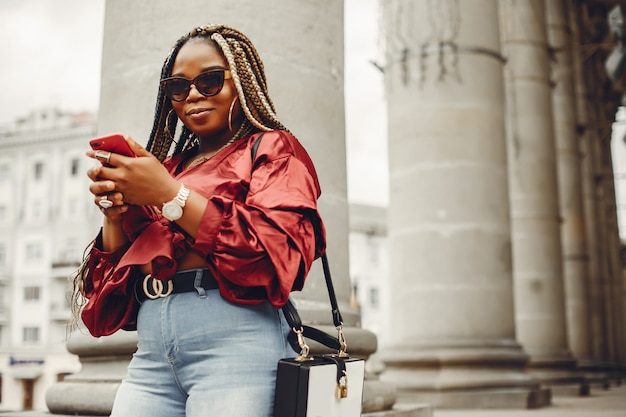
xmin=434 ymin=383 xmax=626 ymax=417
xmin=0 ymin=383 xmax=624 ymax=416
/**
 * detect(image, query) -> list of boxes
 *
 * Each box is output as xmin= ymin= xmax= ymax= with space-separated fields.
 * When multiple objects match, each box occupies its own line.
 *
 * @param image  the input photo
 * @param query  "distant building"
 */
xmin=0 ymin=109 xmax=98 ymax=411
xmin=349 ymin=203 xmax=390 ymax=347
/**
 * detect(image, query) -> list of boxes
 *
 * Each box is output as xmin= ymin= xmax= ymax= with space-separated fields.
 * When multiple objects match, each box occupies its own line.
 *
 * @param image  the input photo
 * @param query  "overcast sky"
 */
xmin=0 ymin=0 xmax=388 ymax=206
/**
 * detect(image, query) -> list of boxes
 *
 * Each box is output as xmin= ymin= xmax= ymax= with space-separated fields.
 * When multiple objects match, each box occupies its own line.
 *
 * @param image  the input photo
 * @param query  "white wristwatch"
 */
xmin=162 ymin=184 xmax=190 ymax=221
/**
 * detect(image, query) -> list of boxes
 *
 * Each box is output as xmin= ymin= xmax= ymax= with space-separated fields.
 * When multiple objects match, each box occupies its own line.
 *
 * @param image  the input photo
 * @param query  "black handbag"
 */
xmin=274 ymin=253 xmax=365 ymax=417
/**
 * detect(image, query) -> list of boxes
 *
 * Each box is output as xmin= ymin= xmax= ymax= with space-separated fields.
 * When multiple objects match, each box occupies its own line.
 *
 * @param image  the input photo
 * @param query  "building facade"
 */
xmin=349 ymin=203 xmax=389 ymax=347
xmin=0 ymin=109 xmax=97 ymax=411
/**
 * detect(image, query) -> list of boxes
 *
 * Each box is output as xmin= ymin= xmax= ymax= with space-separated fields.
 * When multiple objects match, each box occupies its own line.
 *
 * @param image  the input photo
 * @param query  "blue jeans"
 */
xmin=110 ymin=284 xmax=292 ymax=417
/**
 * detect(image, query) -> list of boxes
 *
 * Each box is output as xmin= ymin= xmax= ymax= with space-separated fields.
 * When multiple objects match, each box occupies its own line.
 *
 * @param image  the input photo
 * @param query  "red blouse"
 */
xmin=81 ymin=130 xmax=326 ymax=337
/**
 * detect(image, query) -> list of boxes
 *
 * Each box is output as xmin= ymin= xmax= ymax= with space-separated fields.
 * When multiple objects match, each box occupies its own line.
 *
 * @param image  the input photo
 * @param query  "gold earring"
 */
xmin=228 ymin=96 xmax=239 ymax=132
xmin=164 ymin=109 xmax=176 ymax=140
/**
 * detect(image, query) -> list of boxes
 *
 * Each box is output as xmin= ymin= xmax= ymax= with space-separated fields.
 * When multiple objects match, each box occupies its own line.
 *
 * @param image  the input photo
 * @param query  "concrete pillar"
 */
xmin=589 ymin=112 xmax=617 ymax=366
xmin=590 ymin=99 xmax=626 ymax=380
xmin=521 ymin=0 xmax=588 ymax=394
xmin=380 ymin=0 xmax=546 ymax=408
xmin=47 ymin=0 xmax=411 ymax=415
xmin=546 ymin=0 xmax=589 ymax=364
xmin=604 ymin=129 xmax=626 ymax=371
xmin=574 ymin=1 xmax=626 ymax=381
xmin=576 ymin=9 xmax=616 ymax=375
xmin=581 ymin=33 xmax=625 ymax=377
xmin=499 ymin=0 xmax=582 ymax=394
xmin=568 ymin=2 xmax=610 ymax=388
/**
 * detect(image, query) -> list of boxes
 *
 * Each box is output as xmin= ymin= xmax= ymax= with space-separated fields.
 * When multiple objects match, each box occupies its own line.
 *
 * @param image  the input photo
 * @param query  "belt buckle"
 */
xmin=142 ymin=274 xmax=174 ymax=299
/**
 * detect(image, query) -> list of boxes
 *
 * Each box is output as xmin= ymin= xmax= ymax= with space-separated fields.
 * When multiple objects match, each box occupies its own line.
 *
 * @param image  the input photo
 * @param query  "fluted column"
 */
xmin=500 ymin=0 xmax=582 ymax=394
xmin=380 ymin=0 xmax=545 ymax=408
xmin=578 ymin=4 xmax=626 ymax=378
xmin=47 ymin=0 xmax=401 ymax=415
xmin=587 ymin=103 xmax=617 ymax=366
xmin=604 ymin=130 xmax=626 ymax=371
xmin=545 ymin=0 xmax=589 ymax=369
xmin=507 ymin=0 xmax=589 ymax=393
xmin=578 ymin=9 xmax=615 ymax=374
xmin=566 ymin=0 xmax=593 ymax=365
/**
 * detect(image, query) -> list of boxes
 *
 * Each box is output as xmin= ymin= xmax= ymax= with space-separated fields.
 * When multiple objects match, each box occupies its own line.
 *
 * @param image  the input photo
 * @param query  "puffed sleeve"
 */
xmin=80 ymin=231 xmax=140 ymax=337
xmin=190 ymin=131 xmax=326 ymax=307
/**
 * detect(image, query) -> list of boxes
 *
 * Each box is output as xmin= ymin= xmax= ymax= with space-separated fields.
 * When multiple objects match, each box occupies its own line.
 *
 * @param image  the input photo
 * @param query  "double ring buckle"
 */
xmin=142 ymin=274 xmax=174 ymax=299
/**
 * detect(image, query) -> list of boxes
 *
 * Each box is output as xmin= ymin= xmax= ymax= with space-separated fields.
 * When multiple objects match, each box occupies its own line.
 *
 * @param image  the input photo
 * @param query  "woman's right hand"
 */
xmin=87 ymin=164 xmax=129 ymax=223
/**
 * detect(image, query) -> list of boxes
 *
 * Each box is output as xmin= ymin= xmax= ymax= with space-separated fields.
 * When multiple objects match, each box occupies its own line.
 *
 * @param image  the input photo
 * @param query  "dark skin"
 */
xmin=85 ymin=39 xmax=244 ymax=274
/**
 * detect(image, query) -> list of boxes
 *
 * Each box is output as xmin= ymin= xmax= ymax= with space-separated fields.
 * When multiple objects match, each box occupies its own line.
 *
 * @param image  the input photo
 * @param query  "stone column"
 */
xmin=546 ymin=0 xmax=589 ymax=368
xmin=589 ymin=110 xmax=617 ymax=365
xmin=581 ymin=29 xmax=625 ymax=378
xmin=604 ymin=132 xmax=626 ymax=371
xmin=47 ymin=0 xmax=405 ymax=415
xmin=499 ymin=0 xmax=582 ymax=394
xmin=380 ymin=0 xmax=546 ymax=408
xmin=577 ymin=8 xmax=615 ymax=375
xmin=510 ymin=0 xmax=588 ymax=394
xmin=568 ymin=3 xmax=610 ymax=388
xmin=578 ymin=3 xmax=626 ymax=381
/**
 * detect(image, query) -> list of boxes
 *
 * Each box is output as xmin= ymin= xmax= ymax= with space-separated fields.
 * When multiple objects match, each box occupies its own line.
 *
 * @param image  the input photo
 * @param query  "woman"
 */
xmin=72 ymin=24 xmax=326 ymax=417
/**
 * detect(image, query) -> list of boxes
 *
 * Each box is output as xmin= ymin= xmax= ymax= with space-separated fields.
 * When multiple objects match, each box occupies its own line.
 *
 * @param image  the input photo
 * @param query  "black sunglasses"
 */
xmin=161 ymin=69 xmax=232 ymax=102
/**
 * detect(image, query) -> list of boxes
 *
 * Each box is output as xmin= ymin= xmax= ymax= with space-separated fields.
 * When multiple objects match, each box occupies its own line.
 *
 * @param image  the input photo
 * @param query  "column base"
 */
xmin=45 ymin=330 xmax=137 ymax=415
xmin=526 ymin=355 xmax=590 ymax=396
xmin=46 ymin=381 xmax=119 ymax=416
xmin=380 ymin=339 xmax=550 ymax=409
xmin=394 ymin=386 xmax=551 ymax=409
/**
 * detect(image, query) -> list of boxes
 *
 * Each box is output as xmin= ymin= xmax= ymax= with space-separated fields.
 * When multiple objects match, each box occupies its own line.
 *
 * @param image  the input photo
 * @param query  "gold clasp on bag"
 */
xmin=335 ymin=370 xmax=348 ymax=398
xmin=337 ymin=325 xmax=348 ymax=358
xmin=293 ymin=327 xmax=313 ymax=362
xmin=142 ymin=274 xmax=174 ymax=299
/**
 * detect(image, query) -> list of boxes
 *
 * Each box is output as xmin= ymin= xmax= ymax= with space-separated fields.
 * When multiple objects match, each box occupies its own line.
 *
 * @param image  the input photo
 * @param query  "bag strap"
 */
xmin=283 ymin=253 xmax=347 ymax=356
xmin=249 ymin=132 xmax=346 ymax=355
xmin=250 ymin=132 xmax=265 ymax=161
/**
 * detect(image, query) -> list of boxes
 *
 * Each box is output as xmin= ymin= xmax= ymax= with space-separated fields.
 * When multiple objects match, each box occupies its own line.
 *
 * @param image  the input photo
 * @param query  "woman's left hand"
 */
xmin=86 ymin=137 xmax=181 ymax=207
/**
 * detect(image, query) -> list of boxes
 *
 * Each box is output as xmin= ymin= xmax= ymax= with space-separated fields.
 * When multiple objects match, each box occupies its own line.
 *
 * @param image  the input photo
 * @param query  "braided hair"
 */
xmin=147 ymin=24 xmax=289 ymax=162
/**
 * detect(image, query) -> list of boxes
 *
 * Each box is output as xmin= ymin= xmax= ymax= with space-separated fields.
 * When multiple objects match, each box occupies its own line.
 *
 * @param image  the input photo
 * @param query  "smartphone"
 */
xmin=89 ymin=134 xmax=135 ymax=165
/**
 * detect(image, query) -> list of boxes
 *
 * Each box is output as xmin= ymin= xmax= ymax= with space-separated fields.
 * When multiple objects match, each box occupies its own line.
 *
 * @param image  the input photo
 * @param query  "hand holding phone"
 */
xmin=90 ymin=133 xmax=135 ymax=166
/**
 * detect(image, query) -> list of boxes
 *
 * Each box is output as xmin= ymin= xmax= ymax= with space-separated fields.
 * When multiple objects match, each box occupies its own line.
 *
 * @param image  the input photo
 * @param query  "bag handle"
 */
xmin=250 ymin=132 xmax=347 ymax=357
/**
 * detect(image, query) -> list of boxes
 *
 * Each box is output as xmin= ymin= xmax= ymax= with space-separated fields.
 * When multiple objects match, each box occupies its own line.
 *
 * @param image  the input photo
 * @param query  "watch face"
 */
xmin=163 ymin=202 xmax=183 ymax=220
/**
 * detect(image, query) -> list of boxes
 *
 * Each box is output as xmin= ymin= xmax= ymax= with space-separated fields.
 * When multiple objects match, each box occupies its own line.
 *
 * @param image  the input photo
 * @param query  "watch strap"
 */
xmin=173 ymin=183 xmax=190 ymax=207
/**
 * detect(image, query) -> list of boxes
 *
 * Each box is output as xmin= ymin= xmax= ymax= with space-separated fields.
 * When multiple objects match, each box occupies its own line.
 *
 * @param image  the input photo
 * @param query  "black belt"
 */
xmin=135 ymin=269 xmax=219 ymax=302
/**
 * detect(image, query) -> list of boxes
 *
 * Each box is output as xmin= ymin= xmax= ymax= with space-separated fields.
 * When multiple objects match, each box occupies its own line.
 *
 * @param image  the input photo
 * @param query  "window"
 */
xmin=24 ymin=287 xmax=40 ymax=302
xmin=368 ymin=239 xmax=380 ymax=266
xmin=34 ymin=162 xmax=44 ymax=180
xmin=368 ymin=287 xmax=380 ymax=309
xmin=0 ymin=244 xmax=5 ymax=270
xmin=67 ymin=197 xmax=79 ymax=217
xmin=22 ymin=327 xmax=40 ymax=344
xmin=70 ymin=158 xmax=80 ymax=176
xmin=0 ymin=287 xmax=5 ymax=313
xmin=25 ymin=243 xmax=42 ymax=262
xmin=0 ymin=163 xmax=8 ymax=182
xmin=31 ymin=201 xmax=44 ymax=221
xmin=62 ymin=238 xmax=78 ymax=262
